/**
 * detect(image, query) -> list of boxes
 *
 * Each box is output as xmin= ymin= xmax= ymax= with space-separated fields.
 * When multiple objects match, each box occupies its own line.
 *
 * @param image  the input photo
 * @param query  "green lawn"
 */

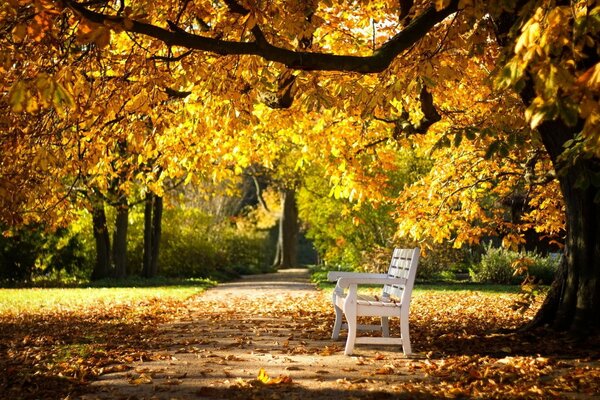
xmin=313 ymin=270 xmax=524 ymax=294
xmin=0 ymin=284 xmax=212 ymax=315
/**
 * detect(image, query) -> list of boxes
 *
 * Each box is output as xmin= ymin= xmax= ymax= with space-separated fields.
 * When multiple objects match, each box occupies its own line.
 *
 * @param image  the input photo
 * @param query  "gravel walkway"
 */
xmin=81 ymin=268 xmax=420 ymax=400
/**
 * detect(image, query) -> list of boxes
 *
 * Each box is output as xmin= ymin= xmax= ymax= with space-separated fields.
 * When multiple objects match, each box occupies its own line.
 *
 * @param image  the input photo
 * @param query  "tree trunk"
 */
xmin=142 ymin=193 xmax=152 ymax=278
xmin=112 ymin=201 xmax=129 ymax=278
xmin=142 ymin=192 xmax=163 ymax=278
xmin=90 ymin=199 xmax=111 ymax=280
xmin=273 ymin=188 xmax=299 ymax=268
xmin=150 ymin=195 xmax=162 ymax=277
xmin=530 ymin=119 xmax=600 ymax=334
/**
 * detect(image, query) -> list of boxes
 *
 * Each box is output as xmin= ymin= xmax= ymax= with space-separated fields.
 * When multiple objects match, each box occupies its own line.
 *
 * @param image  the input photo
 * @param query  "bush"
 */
xmin=416 ymin=244 xmax=471 ymax=281
xmin=154 ymin=207 xmax=273 ymax=280
xmin=527 ymin=253 xmax=561 ymax=284
xmin=0 ymin=224 xmax=88 ymax=285
xmin=469 ymin=243 xmax=559 ymax=285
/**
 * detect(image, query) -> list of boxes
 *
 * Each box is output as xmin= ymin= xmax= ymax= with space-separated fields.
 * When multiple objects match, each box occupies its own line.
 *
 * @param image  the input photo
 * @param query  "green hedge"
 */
xmin=469 ymin=244 xmax=559 ymax=285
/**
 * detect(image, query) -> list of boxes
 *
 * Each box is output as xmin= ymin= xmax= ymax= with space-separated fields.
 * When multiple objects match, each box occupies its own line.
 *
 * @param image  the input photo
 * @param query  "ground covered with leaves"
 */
xmin=1 ymin=270 xmax=599 ymax=399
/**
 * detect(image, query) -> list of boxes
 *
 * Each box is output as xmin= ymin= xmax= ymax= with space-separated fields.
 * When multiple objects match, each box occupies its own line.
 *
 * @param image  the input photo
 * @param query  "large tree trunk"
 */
xmin=142 ymin=193 xmax=163 ymax=278
xmin=273 ymin=188 xmax=299 ymax=268
xmin=530 ymin=120 xmax=600 ymax=334
xmin=90 ymin=199 xmax=111 ymax=280
xmin=112 ymin=201 xmax=129 ymax=278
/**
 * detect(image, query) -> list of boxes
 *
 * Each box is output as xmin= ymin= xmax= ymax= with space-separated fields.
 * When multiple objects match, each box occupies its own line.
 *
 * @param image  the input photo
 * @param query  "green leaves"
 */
xmin=7 ymin=80 xmax=27 ymax=112
xmin=8 ymin=75 xmax=75 ymax=115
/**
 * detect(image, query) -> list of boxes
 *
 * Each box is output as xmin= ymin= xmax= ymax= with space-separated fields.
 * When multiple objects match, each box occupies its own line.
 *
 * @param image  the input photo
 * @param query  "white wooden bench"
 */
xmin=327 ymin=247 xmax=420 ymax=356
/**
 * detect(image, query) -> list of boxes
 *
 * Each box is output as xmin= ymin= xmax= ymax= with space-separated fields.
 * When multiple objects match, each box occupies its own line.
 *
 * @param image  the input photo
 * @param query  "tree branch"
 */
xmin=164 ymin=87 xmax=192 ymax=98
xmin=149 ymin=49 xmax=193 ymax=62
xmin=63 ymin=0 xmax=460 ymax=73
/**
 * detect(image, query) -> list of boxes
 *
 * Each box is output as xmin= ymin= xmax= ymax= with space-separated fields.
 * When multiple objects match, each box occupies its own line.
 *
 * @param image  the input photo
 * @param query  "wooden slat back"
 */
xmin=382 ymin=248 xmax=420 ymax=301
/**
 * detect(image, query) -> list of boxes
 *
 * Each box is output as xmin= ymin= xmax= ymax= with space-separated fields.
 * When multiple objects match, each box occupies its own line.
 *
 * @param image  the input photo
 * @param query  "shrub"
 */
xmin=0 ymin=224 xmax=88 ymax=285
xmin=154 ymin=207 xmax=272 ymax=280
xmin=469 ymin=243 xmax=559 ymax=285
xmin=416 ymin=244 xmax=471 ymax=281
xmin=526 ymin=253 xmax=561 ymax=284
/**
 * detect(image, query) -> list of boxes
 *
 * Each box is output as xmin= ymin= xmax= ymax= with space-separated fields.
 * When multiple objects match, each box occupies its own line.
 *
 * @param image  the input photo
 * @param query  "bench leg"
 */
xmin=332 ymin=304 xmax=343 ymax=339
xmin=344 ymin=308 xmax=357 ymax=355
xmin=381 ymin=317 xmax=390 ymax=337
xmin=332 ymin=292 xmax=344 ymax=339
xmin=400 ymin=314 xmax=411 ymax=355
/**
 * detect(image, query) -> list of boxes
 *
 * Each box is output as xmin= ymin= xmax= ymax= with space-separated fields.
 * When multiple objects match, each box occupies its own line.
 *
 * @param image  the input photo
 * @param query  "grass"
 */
xmin=1 ymin=271 xmax=526 ymax=316
xmin=414 ymin=282 xmax=522 ymax=294
xmin=0 ymin=281 xmax=215 ymax=315
xmin=311 ymin=269 xmax=526 ymax=294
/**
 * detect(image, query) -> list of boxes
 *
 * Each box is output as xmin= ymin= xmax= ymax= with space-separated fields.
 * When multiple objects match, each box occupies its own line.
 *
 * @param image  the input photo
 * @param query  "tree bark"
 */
xmin=530 ymin=120 xmax=600 ymax=334
xmin=273 ymin=188 xmax=299 ymax=268
xmin=142 ymin=192 xmax=163 ymax=278
xmin=65 ymin=0 xmax=460 ymax=73
xmin=487 ymin=0 xmax=600 ymax=334
xmin=142 ymin=193 xmax=152 ymax=278
xmin=112 ymin=201 xmax=129 ymax=278
xmin=90 ymin=198 xmax=111 ymax=280
xmin=150 ymin=195 xmax=163 ymax=277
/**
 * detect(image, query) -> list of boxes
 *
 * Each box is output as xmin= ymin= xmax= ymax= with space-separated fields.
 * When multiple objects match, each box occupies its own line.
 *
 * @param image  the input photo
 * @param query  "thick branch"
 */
xmin=64 ymin=0 xmax=460 ymax=73
xmin=165 ymin=87 xmax=192 ymax=98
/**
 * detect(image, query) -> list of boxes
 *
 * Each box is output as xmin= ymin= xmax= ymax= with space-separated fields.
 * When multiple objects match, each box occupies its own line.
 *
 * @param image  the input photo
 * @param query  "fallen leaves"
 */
xmin=1 ymin=285 xmax=599 ymax=399
xmin=256 ymin=367 xmax=293 ymax=385
xmin=128 ymin=373 xmax=153 ymax=385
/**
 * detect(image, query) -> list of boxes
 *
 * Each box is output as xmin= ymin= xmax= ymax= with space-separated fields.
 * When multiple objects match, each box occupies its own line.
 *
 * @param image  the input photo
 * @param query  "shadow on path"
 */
xmin=81 ymin=268 xmax=426 ymax=399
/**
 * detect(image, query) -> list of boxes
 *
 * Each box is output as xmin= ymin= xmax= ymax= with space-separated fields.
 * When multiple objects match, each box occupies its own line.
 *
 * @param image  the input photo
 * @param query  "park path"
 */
xmin=81 ymin=268 xmax=421 ymax=400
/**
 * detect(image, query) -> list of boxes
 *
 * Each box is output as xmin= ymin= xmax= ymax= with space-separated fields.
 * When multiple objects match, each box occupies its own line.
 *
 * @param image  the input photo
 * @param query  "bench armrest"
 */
xmin=327 ymin=271 xmax=388 ymax=281
xmin=336 ymin=276 xmax=407 ymax=289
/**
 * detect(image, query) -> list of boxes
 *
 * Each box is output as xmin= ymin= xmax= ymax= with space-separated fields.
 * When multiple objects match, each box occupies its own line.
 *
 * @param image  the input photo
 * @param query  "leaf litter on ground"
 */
xmin=1 ymin=284 xmax=599 ymax=399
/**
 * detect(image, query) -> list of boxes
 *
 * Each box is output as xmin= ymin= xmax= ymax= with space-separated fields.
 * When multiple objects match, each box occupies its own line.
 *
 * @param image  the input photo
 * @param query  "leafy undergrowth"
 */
xmin=1 ymin=285 xmax=599 ymax=399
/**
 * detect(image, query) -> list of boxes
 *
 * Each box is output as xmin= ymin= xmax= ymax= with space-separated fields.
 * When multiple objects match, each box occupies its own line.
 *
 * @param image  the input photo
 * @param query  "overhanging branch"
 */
xmin=63 ymin=0 xmax=460 ymax=73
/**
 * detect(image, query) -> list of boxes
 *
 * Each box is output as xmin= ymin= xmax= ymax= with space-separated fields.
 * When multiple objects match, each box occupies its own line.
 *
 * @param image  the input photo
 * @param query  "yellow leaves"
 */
xmin=514 ymin=21 xmax=541 ymax=56
xmin=8 ymin=74 xmax=75 ymax=115
xmin=241 ymin=13 xmax=257 ymax=31
xmin=77 ymin=21 xmax=111 ymax=48
xmin=524 ymin=97 xmax=548 ymax=129
xmin=435 ymin=0 xmax=452 ymax=11
xmin=53 ymin=81 xmax=76 ymax=115
xmin=502 ymin=233 xmax=526 ymax=251
xmin=256 ymin=368 xmax=293 ymax=385
xmin=577 ymin=63 xmax=600 ymax=90
xmin=126 ymin=89 xmax=150 ymax=113
xmin=11 ymin=23 xmax=27 ymax=42
xmin=8 ymin=80 xmax=27 ymax=112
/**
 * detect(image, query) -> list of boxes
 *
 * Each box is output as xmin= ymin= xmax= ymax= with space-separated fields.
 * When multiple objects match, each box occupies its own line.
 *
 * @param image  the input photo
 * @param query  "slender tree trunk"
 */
xmin=529 ymin=119 xmax=600 ymax=334
xmin=112 ymin=201 xmax=128 ymax=278
xmin=150 ymin=195 xmax=163 ymax=277
xmin=90 ymin=199 xmax=111 ymax=280
xmin=273 ymin=188 xmax=299 ymax=268
xmin=142 ymin=193 xmax=163 ymax=278
xmin=142 ymin=193 xmax=152 ymax=278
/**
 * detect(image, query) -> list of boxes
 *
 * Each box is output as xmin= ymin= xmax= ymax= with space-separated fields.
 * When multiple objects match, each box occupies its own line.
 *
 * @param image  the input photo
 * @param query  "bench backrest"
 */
xmin=382 ymin=247 xmax=420 ymax=302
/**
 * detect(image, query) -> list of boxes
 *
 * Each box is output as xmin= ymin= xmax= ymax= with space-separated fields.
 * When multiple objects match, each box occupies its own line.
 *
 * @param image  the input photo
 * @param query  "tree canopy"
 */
xmin=2 ymin=0 xmax=600 ymax=331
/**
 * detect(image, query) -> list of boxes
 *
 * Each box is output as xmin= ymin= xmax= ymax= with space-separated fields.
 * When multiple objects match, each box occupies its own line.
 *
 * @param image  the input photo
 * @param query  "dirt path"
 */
xmin=81 ymin=269 xmax=422 ymax=399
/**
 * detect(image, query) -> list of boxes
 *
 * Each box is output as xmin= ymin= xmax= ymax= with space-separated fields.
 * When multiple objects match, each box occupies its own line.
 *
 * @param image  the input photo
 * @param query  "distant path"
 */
xmin=81 ymin=268 xmax=418 ymax=400
xmin=202 ymin=268 xmax=315 ymax=293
